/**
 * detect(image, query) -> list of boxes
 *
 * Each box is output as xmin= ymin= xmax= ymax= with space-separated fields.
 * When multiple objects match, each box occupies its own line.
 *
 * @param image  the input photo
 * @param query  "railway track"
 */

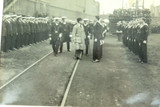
xmin=0 ymin=51 xmax=81 ymax=106
xmin=0 ymin=51 xmax=53 ymax=90
xmin=60 ymin=54 xmax=81 ymax=107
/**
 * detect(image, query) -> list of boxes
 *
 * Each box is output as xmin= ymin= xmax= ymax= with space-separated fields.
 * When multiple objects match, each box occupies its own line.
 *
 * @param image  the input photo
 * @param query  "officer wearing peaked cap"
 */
xmin=59 ymin=16 xmax=72 ymax=53
xmin=50 ymin=18 xmax=61 ymax=56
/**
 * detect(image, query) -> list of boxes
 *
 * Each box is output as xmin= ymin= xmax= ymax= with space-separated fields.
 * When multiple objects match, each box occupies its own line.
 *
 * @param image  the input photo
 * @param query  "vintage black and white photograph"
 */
xmin=0 ymin=0 xmax=160 ymax=106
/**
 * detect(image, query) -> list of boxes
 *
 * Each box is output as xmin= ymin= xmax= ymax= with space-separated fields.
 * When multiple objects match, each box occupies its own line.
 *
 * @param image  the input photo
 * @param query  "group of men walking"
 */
xmin=117 ymin=18 xmax=149 ymax=63
xmin=50 ymin=16 xmax=108 ymax=62
xmin=49 ymin=17 xmax=74 ymax=56
xmin=1 ymin=14 xmax=108 ymax=63
xmin=1 ymin=15 xmax=50 ymax=52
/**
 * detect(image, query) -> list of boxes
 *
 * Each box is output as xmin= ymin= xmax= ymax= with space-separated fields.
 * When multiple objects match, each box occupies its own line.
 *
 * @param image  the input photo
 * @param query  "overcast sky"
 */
xmin=96 ymin=0 xmax=160 ymax=14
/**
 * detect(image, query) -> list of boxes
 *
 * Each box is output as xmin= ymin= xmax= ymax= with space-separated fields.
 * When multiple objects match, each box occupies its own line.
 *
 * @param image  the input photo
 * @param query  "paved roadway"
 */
xmin=0 ymin=35 xmax=160 ymax=107
xmin=66 ymin=36 xmax=160 ymax=107
xmin=0 ymin=47 xmax=76 ymax=106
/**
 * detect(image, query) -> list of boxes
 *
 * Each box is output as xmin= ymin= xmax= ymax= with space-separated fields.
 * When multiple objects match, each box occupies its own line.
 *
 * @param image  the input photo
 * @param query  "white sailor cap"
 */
xmin=61 ymin=16 xmax=67 ymax=19
xmin=54 ymin=17 xmax=61 ymax=20
xmin=83 ymin=18 xmax=89 ymax=21
xmin=11 ymin=15 xmax=17 ymax=17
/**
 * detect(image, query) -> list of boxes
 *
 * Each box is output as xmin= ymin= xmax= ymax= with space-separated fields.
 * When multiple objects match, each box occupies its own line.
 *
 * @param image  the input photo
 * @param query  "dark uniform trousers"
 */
xmin=1 ymin=36 xmax=6 ymax=52
xmin=93 ymin=40 xmax=101 ymax=60
xmin=51 ymin=33 xmax=60 ymax=55
xmin=139 ymin=41 xmax=147 ymax=63
xmin=85 ymin=38 xmax=89 ymax=55
xmin=59 ymin=35 xmax=70 ymax=52
xmin=59 ymin=22 xmax=71 ymax=52
xmin=1 ymin=22 xmax=7 ymax=52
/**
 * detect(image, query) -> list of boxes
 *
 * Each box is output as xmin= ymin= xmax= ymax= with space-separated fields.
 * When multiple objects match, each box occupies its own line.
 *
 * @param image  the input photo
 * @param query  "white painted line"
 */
xmin=60 ymin=55 xmax=81 ymax=107
xmin=0 ymin=51 xmax=53 ymax=90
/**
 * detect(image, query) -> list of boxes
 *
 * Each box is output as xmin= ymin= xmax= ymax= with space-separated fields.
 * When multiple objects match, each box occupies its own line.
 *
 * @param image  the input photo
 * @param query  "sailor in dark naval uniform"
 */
xmin=93 ymin=16 xmax=104 ymax=62
xmin=139 ymin=20 xmax=149 ymax=63
xmin=50 ymin=18 xmax=61 ymax=56
xmin=83 ymin=18 xmax=90 ymax=56
xmin=59 ymin=17 xmax=72 ymax=53
xmin=1 ymin=16 xmax=7 ymax=52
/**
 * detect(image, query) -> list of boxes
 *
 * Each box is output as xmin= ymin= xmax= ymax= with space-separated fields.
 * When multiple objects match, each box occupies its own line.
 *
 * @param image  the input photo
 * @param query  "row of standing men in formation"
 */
xmin=117 ymin=18 xmax=149 ymax=63
xmin=1 ymin=15 xmax=108 ymax=62
xmin=1 ymin=15 xmax=52 ymax=52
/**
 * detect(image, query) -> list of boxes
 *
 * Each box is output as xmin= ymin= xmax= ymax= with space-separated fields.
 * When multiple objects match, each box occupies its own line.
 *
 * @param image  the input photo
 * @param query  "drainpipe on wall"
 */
xmin=0 ymin=0 xmax=4 ymax=51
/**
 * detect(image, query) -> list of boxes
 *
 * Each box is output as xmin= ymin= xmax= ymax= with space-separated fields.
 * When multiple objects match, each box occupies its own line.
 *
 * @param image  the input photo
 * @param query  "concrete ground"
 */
xmin=66 ymin=34 xmax=160 ymax=107
xmin=0 ymin=40 xmax=52 ymax=86
xmin=0 ymin=34 xmax=160 ymax=107
xmin=0 ymin=46 xmax=77 ymax=106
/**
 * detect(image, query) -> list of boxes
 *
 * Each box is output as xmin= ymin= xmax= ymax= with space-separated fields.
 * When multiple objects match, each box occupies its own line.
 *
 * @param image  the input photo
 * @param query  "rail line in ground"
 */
xmin=60 ymin=54 xmax=81 ymax=107
xmin=0 ymin=51 xmax=81 ymax=107
xmin=0 ymin=51 xmax=53 ymax=90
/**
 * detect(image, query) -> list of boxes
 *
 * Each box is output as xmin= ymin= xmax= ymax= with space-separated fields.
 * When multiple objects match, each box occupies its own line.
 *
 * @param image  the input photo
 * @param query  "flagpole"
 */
xmin=143 ymin=0 xmax=144 ymax=9
xmin=122 ymin=0 xmax=124 ymax=9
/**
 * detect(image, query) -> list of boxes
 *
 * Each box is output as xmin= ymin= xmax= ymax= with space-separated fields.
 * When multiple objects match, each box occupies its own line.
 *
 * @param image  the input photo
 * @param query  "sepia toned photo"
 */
xmin=0 ymin=0 xmax=160 ymax=106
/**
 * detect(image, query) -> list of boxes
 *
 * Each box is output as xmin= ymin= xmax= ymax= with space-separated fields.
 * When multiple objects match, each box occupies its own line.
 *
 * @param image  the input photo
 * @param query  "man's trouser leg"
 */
xmin=55 ymin=40 xmax=60 ymax=54
xmin=67 ymin=41 xmax=70 ymax=51
xmin=15 ymin=35 xmax=19 ymax=49
xmin=85 ymin=44 xmax=89 ymax=55
xmin=142 ymin=43 xmax=147 ymax=63
xmin=93 ymin=42 xmax=97 ymax=60
xmin=139 ymin=42 xmax=142 ymax=61
xmin=60 ymin=42 xmax=63 ymax=53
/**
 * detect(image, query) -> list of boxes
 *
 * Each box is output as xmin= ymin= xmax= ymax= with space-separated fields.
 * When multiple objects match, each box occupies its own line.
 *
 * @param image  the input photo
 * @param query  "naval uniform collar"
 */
xmin=94 ymin=20 xmax=103 ymax=26
xmin=84 ymin=23 xmax=88 ymax=26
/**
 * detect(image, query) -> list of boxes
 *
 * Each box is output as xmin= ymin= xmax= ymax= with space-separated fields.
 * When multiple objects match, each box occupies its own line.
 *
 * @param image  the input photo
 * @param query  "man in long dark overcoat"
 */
xmin=93 ymin=16 xmax=104 ymax=62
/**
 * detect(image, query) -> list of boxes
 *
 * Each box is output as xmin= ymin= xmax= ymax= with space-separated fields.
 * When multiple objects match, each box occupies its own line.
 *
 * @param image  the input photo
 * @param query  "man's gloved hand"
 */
xmin=88 ymin=35 xmax=90 ymax=39
xmin=59 ymin=33 xmax=62 ymax=38
xmin=143 ymin=40 xmax=147 ymax=44
xmin=100 ymin=40 xmax=104 ymax=45
xmin=94 ymin=38 xmax=97 ymax=42
xmin=49 ymin=34 xmax=52 ymax=37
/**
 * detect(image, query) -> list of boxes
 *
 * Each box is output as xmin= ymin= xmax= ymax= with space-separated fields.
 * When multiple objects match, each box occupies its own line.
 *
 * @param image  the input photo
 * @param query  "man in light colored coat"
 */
xmin=72 ymin=18 xmax=85 ymax=59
